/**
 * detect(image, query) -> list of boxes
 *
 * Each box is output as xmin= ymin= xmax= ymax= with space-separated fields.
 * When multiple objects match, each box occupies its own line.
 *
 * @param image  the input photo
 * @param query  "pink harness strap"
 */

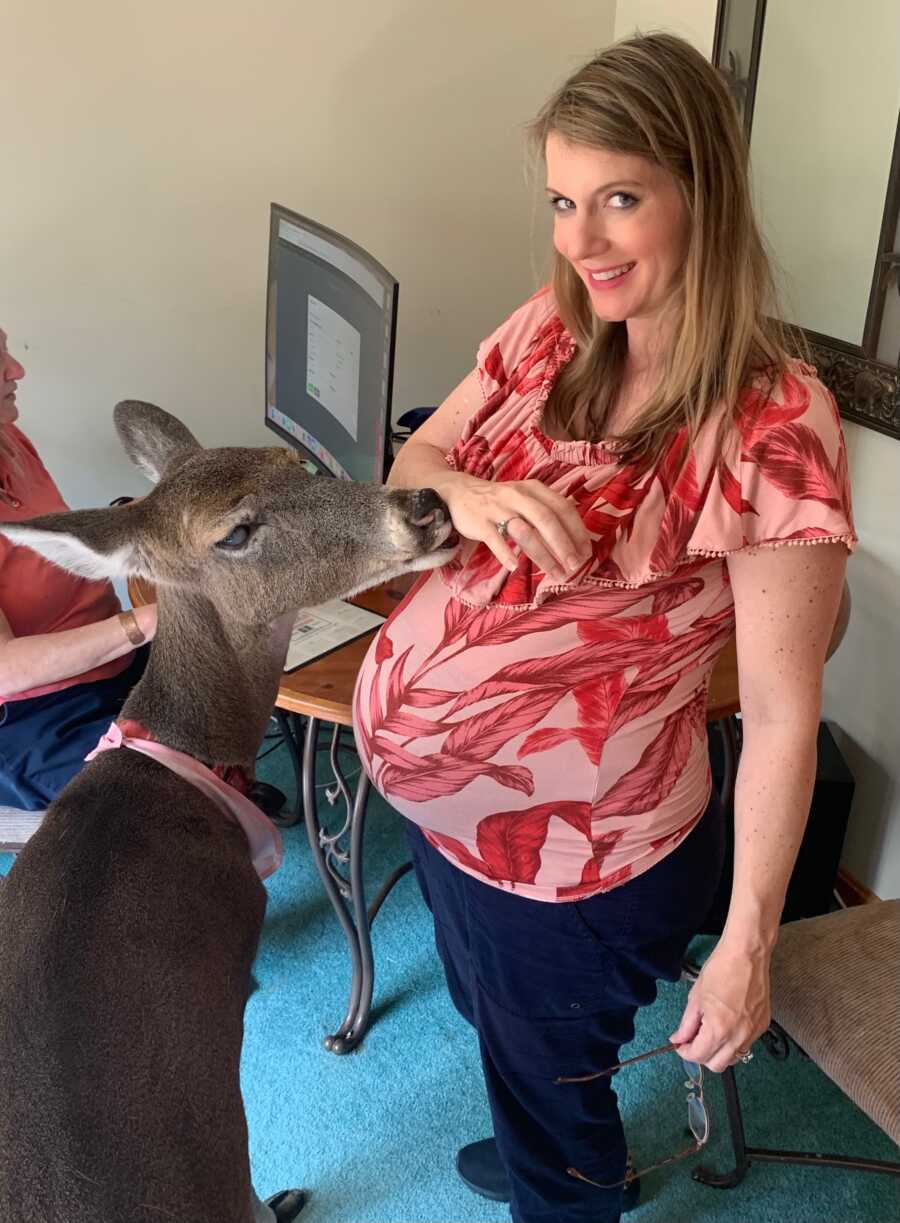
xmin=85 ymin=722 xmax=283 ymax=880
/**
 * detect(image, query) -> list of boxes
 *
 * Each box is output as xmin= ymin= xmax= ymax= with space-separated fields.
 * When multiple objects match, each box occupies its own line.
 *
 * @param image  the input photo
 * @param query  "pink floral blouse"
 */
xmin=353 ymin=289 xmax=856 ymax=902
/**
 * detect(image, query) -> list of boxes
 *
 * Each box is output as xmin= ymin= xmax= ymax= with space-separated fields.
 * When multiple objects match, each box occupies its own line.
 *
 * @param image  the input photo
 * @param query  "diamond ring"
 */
xmin=495 ymin=519 xmax=512 ymax=540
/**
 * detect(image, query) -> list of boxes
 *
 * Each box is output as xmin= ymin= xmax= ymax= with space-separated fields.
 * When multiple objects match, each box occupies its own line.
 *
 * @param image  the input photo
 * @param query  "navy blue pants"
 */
xmin=406 ymin=793 xmax=725 ymax=1223
xmin=0 ymin=647 xmax=149 ymax=810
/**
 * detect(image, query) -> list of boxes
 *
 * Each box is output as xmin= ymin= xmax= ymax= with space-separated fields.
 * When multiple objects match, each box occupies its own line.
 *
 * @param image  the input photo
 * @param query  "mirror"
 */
xmin=714 ymin=0 xmax=900 ymax=441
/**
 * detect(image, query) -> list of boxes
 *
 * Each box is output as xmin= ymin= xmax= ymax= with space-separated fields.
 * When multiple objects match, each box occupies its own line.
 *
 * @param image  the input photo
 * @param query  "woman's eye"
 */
xmin=609 ymin=192 xmax=638 ymax=209
xmin=549 ymin=195 xmax=575 ymax=213
xmin=217 ymin=523 xmax=254 ymax=550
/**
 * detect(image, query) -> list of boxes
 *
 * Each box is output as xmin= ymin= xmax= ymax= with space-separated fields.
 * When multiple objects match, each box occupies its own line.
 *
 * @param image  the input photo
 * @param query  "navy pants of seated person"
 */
xmin=405 ymin=792 xmax=725 ymax=1223
xmin=0 ymin=647 xmax=149 ymax=810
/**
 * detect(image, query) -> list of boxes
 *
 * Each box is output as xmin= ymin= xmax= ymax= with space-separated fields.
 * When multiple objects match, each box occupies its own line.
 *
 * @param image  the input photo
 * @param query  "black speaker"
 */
xmin=699 ymin=721 xmax=855 ymax=935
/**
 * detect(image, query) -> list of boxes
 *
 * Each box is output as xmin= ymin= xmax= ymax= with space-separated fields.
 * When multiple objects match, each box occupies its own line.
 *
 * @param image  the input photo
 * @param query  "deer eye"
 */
xmin=216 ymin=523 xmax=255 ymax=550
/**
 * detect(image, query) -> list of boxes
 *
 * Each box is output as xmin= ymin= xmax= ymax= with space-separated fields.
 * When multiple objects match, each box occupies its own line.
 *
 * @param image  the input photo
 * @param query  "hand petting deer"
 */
xmin=0 ymin=401 xmax=456 ymax=1223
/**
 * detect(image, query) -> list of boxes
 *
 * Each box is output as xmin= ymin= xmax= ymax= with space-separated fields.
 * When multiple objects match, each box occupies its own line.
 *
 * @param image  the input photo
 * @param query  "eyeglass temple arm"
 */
xmin=555 ymin=1041 xmax=678 ymax=1084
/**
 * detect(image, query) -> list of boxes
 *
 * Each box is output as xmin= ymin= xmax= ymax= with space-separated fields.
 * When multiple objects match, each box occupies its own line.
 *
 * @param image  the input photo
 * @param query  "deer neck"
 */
xmin=121 ymin=588 xmax=295 ymax=771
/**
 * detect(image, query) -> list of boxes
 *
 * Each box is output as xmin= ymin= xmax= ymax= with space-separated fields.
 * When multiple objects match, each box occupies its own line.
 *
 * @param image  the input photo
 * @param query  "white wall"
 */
xmin=614 ymin=0 xmax=718 ymax=52
xmin=823 ymin=423 xmax=900 ymax=898
xmin=2 ymin=0 xmax=615 ymax=510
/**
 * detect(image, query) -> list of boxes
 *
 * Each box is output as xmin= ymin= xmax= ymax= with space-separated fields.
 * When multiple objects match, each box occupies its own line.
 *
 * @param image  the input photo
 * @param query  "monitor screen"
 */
xmin=265 ymin=204 xmax=398 ymax=483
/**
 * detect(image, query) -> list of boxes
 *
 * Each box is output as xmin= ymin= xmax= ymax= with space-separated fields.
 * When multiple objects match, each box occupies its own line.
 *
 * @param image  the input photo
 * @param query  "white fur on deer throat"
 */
xmin=0 ymin=525 xmax=135 ymax=580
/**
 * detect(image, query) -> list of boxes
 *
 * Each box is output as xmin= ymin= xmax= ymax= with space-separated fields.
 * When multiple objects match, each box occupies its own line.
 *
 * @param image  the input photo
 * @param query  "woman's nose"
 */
xmin=3 ymin=353 xmax=25 ymax=381
xmin=559 ymin=218 xmax=609 ymax=264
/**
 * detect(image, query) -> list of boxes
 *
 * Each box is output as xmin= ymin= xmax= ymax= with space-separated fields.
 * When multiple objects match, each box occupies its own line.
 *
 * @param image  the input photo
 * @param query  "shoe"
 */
xmin=265 ymin=1188 xmax=308 ymax=1221
xmin=456 ymin=1138 xmax=510 ymax=1202
xmin=456 ymin=1139 xmax=641 ymax=1211
xmin=248 ymin=781 xmax=287 ymax=819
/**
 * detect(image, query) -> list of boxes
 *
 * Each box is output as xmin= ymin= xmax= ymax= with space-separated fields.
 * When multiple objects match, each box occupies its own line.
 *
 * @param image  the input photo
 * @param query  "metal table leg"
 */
xmin=299 ymin=715 xmax=411 ymax=1054
xmin=271 ymin=709 xmax=304 ymax=828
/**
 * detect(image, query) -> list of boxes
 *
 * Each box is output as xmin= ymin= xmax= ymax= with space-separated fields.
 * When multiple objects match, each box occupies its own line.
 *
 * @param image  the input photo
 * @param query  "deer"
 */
xmin=0 ymin=401 xmax=457 ymax=1223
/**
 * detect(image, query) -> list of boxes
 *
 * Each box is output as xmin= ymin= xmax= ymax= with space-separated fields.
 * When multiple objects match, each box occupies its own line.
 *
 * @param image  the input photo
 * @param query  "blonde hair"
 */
xmin=529 ymin=32 xmax=793 ymax=465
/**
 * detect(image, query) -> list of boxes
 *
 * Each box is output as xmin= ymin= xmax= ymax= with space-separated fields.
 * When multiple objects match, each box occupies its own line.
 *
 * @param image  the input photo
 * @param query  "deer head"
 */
xmin=1 ymin=401 xmax=457 ymax=621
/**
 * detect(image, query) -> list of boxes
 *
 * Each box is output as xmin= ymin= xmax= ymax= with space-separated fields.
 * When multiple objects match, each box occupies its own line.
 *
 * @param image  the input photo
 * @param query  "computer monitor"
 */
xmin=265 ymin=204 xmax=398 ymax=483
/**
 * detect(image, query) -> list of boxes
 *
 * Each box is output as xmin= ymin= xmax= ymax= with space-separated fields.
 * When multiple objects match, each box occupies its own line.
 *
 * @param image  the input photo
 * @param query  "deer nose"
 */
xmin=408 ymin=487 xmax=448 ymax=528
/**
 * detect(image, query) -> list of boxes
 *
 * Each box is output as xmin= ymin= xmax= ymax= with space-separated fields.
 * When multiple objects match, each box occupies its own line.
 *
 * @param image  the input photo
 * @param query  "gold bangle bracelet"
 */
xmin=117 ymin=609 xmax=146 ymax=647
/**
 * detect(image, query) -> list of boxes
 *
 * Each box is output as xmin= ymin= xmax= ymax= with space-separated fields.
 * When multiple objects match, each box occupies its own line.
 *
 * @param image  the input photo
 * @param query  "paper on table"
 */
xmin=283 ymin=598 xmax=386 ymax=672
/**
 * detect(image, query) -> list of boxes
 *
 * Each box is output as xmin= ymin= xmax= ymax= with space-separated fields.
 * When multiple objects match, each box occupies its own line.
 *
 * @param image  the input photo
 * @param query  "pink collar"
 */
xmin=85 ymin=722 xmax=283 ymax=880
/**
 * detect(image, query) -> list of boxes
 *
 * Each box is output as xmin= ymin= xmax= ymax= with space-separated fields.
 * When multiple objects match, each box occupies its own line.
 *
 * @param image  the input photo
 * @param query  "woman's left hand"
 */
xmin=668 ymin=940 xmax=772 ymax=1072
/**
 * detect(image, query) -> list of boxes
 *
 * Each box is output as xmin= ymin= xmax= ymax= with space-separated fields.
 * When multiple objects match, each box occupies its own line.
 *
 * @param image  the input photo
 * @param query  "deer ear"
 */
xmin=0 ymin=506 xmax=144 ymax=580
xmin=114 ymin=400 xmax=201 ymax=485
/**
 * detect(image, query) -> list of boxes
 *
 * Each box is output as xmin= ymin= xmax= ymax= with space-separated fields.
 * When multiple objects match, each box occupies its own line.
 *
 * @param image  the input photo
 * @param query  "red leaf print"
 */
xmin=555 ymin=832 xmax=628 ymax=899
xmin=633 ymin=611 xmax=733 ymax=683
xmin=384 ymin=753 xmax=490 ymax=801
xmin=476 ymin=807 xmax=553 ymax=884
xmin=578 ymin=615 xmax=671 ymax=645
xmin=649 ymin=496 xmax=696 ymax=574
xmin=444 ymin=688 xmax=563 ymax=761
xmin=572 ymin=673 xmax=627 ymax=761
xmin=594 ymin=468 xmax=652 ymax=511
xmin=483 ymin=764 xmax=535 ymax=796
xmin=494 ymin=431 xmax=535 ymax=482
xmin=554 ymin=804 xmax=595 ymax=840
xmin=717 ymin=461 xmax=758 ymax=517
xmin=582 ymin=506 xmax=624 ymax=537
xmin=591 ymin=699 xmax=699 ymax=818
xmin=517 ymin=726 xmax=574 ymax=759
xmin=609 ymin=672 xmax=678 ymax=735
xmin=380 ymin=711 xmax=449 ymax=738
xmin=459 ymin=586 xmax=650 ymax=651
xmin=459 ymin=434 xmax=495 ymax=480
xmin=651 ymin=576 xmax=705 ymax=616
xmin=597 ymin=862 xmax=634 ymax=890
xmin=404 ymin=687 xmax=457 ymax=708
xmin=656 ymin=429 xmax=690 ymax=497
xmin=557 ymin=860 xmax=600 ymax=900
xmin=476 ymin=800 xmax=592 ymax=883
xmin=483 ymin=342 xmax=507 ymax=386
xmin=746 ymin=423 xmax=844 ymax=510
xmin=367 ymin=666 xmax=385 ymax=743
xmin=424 ymin=829 xmax=497 ymax=881
xmin=449 ymin=637 xmax=652 ymax=714
xmin=374 ymin=631 xmax=394 ymax=663
xmin=496 ymin=559 xmax=544 ymax=607
xmin=386 ymin=643 xmax=414 ymax=715
xmin=371 ymin=736 xmax=432 ymax=772
xmin=443 ymin=595 xmax=474 ymax=641
xmin=737 ymin=371 xmax=809 ymax=445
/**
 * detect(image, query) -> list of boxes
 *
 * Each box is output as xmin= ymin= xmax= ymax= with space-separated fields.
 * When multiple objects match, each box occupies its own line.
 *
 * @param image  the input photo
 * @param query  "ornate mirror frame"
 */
xmin=713 ymin=0 xmax=900 ymax=441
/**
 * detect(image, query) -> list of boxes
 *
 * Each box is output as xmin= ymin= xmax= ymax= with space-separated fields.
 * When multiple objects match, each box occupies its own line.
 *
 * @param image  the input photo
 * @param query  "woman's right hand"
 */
xmin=436 ymin=472 xmax=593 ymax=582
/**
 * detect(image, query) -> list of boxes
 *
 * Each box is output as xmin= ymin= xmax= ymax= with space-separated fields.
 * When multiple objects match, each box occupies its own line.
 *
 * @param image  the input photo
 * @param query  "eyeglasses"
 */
xmin=554 ymin=1042 xmax=709 ymax=1189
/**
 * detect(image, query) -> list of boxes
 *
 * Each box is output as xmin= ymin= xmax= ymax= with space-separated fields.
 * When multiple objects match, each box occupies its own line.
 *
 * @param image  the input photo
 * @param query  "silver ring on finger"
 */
xmin=495 ymin=518 xmax=513 ymax=541
xmin=737 ymin=1049 xmax=754 ymax=1064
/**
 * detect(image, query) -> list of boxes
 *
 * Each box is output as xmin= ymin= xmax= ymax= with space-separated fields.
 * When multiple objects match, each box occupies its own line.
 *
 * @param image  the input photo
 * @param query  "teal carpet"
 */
xmin=3 ymin=731 xmax=898 ymax=1222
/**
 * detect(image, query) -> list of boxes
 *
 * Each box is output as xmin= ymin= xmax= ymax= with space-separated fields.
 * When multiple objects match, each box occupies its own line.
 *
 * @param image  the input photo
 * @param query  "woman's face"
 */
xmin=0 ymin=330 xmax=25 ymax=426
xmin=545 ymin=134 xmax=690 ymax=328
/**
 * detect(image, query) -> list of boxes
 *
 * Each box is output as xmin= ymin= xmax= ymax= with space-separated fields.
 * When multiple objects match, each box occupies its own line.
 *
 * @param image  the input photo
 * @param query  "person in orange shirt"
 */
xmin=0 ymin=327 xmax=157 ymax=813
